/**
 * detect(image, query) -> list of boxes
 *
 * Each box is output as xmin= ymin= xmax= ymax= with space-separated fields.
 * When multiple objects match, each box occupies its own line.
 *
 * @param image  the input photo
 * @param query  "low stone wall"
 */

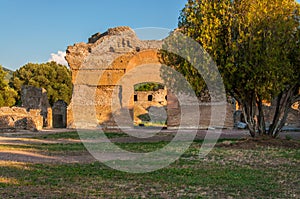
xmin=0 ymin=107 xmax=43 ymax=132
xmin=167 ymin=103 xmax=234 ymax=129
xmin=166 ymin=90 xmax=234 ymax=129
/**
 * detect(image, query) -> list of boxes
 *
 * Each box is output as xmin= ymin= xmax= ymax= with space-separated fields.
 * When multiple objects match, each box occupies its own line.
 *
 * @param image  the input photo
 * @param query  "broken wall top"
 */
xmin=66 ymin=26 xmax=163 ymax=71
xmin=21 ymin=85 xmax=50 ymax=110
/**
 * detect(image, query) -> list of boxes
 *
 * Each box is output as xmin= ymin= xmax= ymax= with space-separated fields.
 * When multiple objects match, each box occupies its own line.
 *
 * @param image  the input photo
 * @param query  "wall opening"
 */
xmin=53 ymin=114 xmax=64 ymax=128
xmin=133 ymin=82 xmax=167 ymax=128
xmin=52 ymin=100 xmax=67 ymax=129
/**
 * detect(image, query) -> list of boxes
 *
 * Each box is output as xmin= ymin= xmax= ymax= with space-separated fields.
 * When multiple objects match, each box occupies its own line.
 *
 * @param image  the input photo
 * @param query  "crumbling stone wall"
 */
xmin=0 ymin=107 xmax=43 ymax=131
xmin=134 ymin=89 xmax=167 ymax=105
xmin=0 ymin=86 xmax=53 ymax=132
xmin=166 ymin=91 xmax=234 ymax=129
xmin=66 ymin=26 xmax=163 ymax=128
xmin=66 ymin=26 xmax=235 ymax=129
xmin=21 ymin=85 xmax=52 ymax=128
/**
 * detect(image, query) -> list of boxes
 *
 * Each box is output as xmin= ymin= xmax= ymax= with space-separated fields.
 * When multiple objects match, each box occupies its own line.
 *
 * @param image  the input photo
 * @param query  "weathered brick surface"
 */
xmin=66 ymin=27 xmax=164 ymax=128
xmin=66 ymin=26 xmax=235 ymax=129
xmin=133 ymin=89 xmax=167 ymax=125
xmin=0 ymin=107 xmax=43 ymax=131
xmin=0 ymin=86 xmax=54 ymax=132
xmin=21 ymin=85 xmax=51 ymax=128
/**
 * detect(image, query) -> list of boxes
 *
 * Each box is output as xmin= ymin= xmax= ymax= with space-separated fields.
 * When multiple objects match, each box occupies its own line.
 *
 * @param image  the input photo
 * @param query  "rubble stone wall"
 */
xmin=21 ymin=85 xmax=52 ymax=128
xmin=0 ymin=107 xmax=43 ymax=131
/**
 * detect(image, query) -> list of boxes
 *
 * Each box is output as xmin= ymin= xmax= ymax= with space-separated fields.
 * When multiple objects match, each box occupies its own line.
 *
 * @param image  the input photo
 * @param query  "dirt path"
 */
xmin=0 ymin=128 xmax=299 ymax=164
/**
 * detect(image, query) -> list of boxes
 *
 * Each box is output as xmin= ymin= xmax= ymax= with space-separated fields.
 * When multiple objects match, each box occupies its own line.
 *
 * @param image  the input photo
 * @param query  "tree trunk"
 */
xmin=272 ymin=104 xmax=290 ymax=138
xmin=268 ymin=92 xmax=282 ymax=136
xmin=268 ymin=86 xmax=297 ymax=138
xmin=242 ymin=94 xmax=257 ymax=137
xmin=257 ymin=97 xmax=266 ymax=135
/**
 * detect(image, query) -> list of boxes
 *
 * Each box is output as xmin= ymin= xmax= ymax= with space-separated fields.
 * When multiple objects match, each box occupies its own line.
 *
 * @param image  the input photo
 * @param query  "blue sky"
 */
xmin=1 ymin=0 xmax=299 ymax=70
xmin=0 ymin=0 xmax=187 ymax=70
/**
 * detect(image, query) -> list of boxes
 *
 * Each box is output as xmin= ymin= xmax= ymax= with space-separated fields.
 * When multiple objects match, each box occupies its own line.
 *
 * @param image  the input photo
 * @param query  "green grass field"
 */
xmin=0 ymin=131 xmax=299 ymax=198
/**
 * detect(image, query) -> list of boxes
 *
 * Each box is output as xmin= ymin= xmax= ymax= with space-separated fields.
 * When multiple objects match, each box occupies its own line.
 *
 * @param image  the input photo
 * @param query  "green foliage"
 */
xmin=0 ymin=65 xmax=17 ymax=107
xmin=227 ymin=0 xmax=300 ymax=100
xmin=2 ymin=67 xmax=13 ymax=82
xmin=160 ymin=0 xmax=232 ymax=97
xmin=134 ymin=82 xmax=164 ymax=91
xmin=160 ymin=50 xmax=207 ymax=97
xmin=10 ymin=62 xmax=72 ymax=105
xmin=171 ymin=0 xmax=300 ymax=137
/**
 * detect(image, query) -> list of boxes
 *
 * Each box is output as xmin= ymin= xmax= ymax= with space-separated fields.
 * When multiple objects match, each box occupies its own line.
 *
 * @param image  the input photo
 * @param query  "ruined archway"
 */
xmin=66 ymin=27 xmax=167 ymax=129
xmin=66 ymin=26 xmax=236 ymax=130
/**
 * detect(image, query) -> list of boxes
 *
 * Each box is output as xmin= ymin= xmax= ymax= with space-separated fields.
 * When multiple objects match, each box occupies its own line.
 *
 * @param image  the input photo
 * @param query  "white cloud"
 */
xmin=48 ymin=51 xmax=68 ymax=66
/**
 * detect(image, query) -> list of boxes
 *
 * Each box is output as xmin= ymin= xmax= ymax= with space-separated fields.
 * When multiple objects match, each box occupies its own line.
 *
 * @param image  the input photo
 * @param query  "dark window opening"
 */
xmin=148 ymin=95 xmax=153 ymax=101
xmin=53 ymin=114 xmax=65 ymax=128
xmin=134 ymin=95 xmax=138 ymax=102
xmin=109 ymin=47 xmax=115 ymax=52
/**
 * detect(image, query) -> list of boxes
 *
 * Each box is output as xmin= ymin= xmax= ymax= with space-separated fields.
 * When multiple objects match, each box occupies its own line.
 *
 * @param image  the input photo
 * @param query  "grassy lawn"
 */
xmin=38 ymin=131 xmax=130 ymax=140
xmin=0 ymin=131 xmax=299 ymax=198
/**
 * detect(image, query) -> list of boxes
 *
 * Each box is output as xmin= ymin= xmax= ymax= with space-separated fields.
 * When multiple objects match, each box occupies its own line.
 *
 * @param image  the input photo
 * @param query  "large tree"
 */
xmin=167 ymin=0 xmax=299 ymax=137
xmin=0 ymin=65 xmax=17 ymax=107
xmin=10 ymin=62 xmax=72 ymax=106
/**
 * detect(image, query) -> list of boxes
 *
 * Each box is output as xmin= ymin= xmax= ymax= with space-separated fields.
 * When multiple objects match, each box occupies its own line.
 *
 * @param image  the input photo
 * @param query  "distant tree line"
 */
xmin=0 ymin=62 xmax=72 ymax=107
xmin=134 ymin=83 xmax=165 ymax=91
xmin=0 ymin=65 xmax=17 ymax=107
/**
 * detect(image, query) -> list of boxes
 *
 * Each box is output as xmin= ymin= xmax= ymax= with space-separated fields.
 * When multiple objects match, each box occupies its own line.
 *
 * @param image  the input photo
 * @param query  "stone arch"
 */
xmin=66 ymin=26 xmax=237 ymax=130
xmin=126 ymin=49 xmax=161 ymax=72
xmin=67 ymin=27 xmax=166 ymax=128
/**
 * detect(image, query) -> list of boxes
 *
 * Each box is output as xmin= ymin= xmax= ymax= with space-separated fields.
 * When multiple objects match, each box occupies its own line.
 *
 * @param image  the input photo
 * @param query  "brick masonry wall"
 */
xmin=0 ymin=107 xmax=43 ymax=131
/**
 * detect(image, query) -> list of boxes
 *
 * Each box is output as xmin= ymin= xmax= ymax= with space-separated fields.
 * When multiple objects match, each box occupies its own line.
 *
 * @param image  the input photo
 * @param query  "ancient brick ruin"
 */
xmin=66 ymin=26 xmax=164 ymax=128
xmin=0 ymin=86 xmax=67 ymax=132
xmin=1 ymin=26 xmax=297 ymax=132
xmin=0 ymin=107 xmax=43 ymax=132
xmin=66 ymin=26 xmax=234 ymax=129
xmin=21 ymin=85 xmax=52 ymax=128
xmin=0 ymin=86 xmax=50 ymax=131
